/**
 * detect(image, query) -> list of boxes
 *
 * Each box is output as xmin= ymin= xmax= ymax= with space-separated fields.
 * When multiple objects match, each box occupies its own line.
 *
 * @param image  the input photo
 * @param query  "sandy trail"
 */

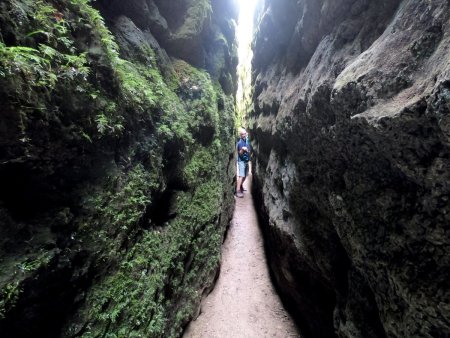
xmin=184 ymin=175 xmax=301 ymax=338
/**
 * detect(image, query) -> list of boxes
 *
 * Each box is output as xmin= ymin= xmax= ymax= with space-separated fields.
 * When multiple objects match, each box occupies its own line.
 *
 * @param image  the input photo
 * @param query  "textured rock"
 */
xmin=97 ymin=0 xmax=238 ymax=90
xmin=251 ymin=0 xmax=450 ymax=337
xmin=0 ymin=0 xmax=237 ymax=337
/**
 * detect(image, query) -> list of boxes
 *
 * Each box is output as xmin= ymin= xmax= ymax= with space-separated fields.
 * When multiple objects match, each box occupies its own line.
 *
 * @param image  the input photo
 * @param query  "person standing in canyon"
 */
xmin=236 ymin=128 xmax=251 ymax=198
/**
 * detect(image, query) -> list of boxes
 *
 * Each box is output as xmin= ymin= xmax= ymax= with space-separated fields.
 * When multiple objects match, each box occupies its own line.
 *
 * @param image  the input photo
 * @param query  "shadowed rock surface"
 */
xmin=0 ymin=0 xmax=238 ymax=337
xmin=251 ymin=0 xmax=450 ymax=337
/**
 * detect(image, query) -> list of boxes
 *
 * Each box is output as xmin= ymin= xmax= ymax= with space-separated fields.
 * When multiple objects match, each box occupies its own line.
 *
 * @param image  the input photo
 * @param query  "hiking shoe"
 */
xmin=235 ymin=192 xmax=244 ymax=198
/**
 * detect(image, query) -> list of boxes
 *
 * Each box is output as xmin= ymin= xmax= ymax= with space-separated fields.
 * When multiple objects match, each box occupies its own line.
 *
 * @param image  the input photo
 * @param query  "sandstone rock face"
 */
xmin=251 ymin=0 xmax=450 ymax=337
xmin=0 ymin=0 xmax=237 ymax=337
xmin=97 ymin=0 xmax=238 ymax=93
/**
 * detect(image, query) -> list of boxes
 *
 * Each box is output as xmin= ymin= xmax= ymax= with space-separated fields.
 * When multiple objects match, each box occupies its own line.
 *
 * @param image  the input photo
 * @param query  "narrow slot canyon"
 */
xmin=0 ymin=0 xmax=449 ymax=337
xmin=184 ymin=178 xmax=299 ymax=337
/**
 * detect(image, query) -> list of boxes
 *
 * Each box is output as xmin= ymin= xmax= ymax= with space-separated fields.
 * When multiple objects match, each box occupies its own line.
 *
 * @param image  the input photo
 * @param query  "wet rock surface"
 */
xmin=251 ymin=0 xmax=450 ymax=337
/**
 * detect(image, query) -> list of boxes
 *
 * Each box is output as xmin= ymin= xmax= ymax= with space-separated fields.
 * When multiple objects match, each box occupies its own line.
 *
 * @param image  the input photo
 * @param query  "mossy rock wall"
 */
xmin=0 ymin=0 xmax=238 ymax=337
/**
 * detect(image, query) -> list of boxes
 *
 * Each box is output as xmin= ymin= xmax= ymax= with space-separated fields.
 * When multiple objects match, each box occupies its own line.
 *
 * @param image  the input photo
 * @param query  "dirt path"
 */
xmin=184 ymin=175 xmax=301 ymax=338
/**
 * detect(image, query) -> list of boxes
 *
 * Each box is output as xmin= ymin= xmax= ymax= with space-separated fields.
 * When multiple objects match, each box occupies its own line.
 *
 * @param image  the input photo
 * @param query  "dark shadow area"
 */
xmin=0 ymin=163 xmax=62 ymax=221
xmin=251 ymin=174 xmax=338 ymax=338
xmin=0 ymin=251 xmax=94 ymax=338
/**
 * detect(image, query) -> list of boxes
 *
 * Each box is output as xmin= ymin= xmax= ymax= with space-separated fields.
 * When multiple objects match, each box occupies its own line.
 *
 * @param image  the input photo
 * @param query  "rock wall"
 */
xmin=251 ymin=0 xmax=449 ymax=337
xmin=0 ymin=0 xmax=238 ymax=337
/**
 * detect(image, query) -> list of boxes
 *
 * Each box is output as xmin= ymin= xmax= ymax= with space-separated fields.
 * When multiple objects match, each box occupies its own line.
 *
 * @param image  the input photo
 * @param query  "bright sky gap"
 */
xmin=236 ymin=0 xmax=258 ymax=126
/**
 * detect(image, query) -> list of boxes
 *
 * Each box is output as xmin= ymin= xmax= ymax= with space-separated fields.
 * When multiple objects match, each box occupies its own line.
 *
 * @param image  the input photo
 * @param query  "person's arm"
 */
xmin=238 ymin=142 xmax=248 ymax=155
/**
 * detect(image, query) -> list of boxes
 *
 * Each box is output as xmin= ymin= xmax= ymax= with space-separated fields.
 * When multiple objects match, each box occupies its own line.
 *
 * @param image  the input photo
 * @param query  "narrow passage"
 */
xmin=184 ymin=176 xmax=301 ymax=337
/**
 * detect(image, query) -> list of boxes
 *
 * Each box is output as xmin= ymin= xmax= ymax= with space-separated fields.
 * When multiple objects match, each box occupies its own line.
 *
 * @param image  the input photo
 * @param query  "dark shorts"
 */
xmin=238 ymin=161 xmax=249 ymax=177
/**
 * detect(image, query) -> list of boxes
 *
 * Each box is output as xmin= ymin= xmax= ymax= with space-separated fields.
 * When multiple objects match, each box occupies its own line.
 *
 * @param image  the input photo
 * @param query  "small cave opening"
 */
xmin=0 ymin=163 xmax=62 ymax=221
xmin=145 ymin=188 xmax=178 ymax=228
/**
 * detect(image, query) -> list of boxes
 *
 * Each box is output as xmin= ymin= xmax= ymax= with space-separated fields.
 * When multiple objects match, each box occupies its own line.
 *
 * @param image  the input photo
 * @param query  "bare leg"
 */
xmin=241 ymin=176 xmax=247 ymax=190
xmin=240 ymin=162 xmax=250 ymax=190
xmin=236 ymin=176 xmax=243 ymax=193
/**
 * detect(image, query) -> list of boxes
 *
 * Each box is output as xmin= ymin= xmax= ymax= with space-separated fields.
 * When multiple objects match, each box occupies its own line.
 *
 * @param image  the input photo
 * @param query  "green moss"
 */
xmin=0 ymin=38 xmax=89 ymax=91
xmin=15 ymin=250 xmax=53 ymax=274
xmin=183 ymin=147 xmax=215 ymax=187
xmin=0 ymin=0 xmax=91 ymax=89
xmin=0 ymin=249 xmax=55 ymax=320
xmin=116 ymin=60 xmax=157 ymax=109
xmin=0 ymin=282 xmax=21 ymax=320
xmin=77 ymin=229 xmax=168 ymax=336
xmin=68 ymin=0 xmax=120 ymax=64
xmin=0 ymin=0 xmax=236 ymax=336
xmin=159 ymin=59 xmax=220 ymax=148
xmin=71 ymin=179 xmax=224 ymax=337
xmin=177 ymin=181 xmax=222 ymax=223
xmin=82 ymin=164 xmax=159 ymax=238
xmin=174 ymin=0 xmax=212 ymax=39
xmin=155 ymin=59 xmax=218 ymax=151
